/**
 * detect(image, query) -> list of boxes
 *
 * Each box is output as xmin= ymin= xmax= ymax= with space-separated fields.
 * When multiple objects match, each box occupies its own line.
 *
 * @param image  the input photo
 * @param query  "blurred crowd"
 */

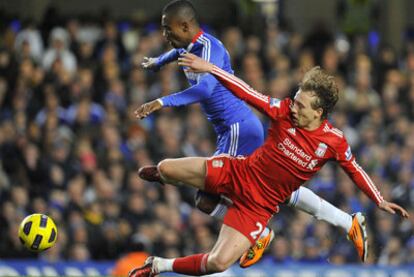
xmin=0 ymin=3 xmax=414 ymax=268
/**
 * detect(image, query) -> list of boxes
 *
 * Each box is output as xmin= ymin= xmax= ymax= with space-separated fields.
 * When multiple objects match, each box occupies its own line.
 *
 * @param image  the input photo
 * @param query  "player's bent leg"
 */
xmin=139 ymin=159 xmax=232 ymax=220
xmin=158 ymin=157 xmax=207 ymax=190
xmin=140 ymin=160 xmax=230 ymax=219
xmin=207 ymin=224 xmax=251 ymax=273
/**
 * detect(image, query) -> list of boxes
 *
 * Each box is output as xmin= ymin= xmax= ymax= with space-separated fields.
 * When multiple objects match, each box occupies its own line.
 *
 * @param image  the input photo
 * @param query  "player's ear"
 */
xmin=315 ymin=107 xmax=323 ymax=118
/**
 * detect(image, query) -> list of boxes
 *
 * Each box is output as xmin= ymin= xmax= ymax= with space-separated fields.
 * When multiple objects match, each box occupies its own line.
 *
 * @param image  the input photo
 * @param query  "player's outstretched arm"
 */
xmin=378 ymin=200 xmax=409 ymax=218
xmin=141 ymin=49 xmax=181 ymax=71
xmin=336 ymin=140 xmax=409 ymax=219
xmin=179 ymin=53 xmax=284 ymax=119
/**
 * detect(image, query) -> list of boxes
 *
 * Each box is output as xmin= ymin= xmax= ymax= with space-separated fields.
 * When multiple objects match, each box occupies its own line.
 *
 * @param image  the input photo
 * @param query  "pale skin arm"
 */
xmin=378 ymin=200 xmax=409 ymax=218
xmin=178 ymin=53 xmax=214 ymax=73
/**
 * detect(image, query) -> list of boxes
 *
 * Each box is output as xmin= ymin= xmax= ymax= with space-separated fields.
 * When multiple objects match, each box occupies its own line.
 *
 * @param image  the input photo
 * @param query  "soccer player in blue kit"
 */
xmin=135 ymin=0 xmax=368 ymax=268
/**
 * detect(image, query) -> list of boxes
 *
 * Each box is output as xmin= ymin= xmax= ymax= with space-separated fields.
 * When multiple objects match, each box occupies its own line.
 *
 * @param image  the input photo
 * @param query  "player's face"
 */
xmin=290 ymin=90 xmax=323 ymax=129
xmin=161 ymin=14 xmax=189 ymax=49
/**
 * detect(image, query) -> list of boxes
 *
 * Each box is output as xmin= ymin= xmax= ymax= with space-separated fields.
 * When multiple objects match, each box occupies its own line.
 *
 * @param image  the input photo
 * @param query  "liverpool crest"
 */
xmin=315 ymin=143 xmax=327 ymax=157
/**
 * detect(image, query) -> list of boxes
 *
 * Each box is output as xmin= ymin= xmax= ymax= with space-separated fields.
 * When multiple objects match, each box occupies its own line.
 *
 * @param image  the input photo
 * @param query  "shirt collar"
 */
xmin=186 ymin=30 xmax=204 ymax=52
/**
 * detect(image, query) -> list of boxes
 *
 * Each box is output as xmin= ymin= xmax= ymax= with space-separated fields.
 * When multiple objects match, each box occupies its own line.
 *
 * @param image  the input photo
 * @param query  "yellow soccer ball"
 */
xmin=18 ymin=214 xmax=58 ymax=252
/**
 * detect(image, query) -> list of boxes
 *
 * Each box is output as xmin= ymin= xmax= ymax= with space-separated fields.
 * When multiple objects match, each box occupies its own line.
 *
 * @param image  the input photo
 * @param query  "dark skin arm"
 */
xmin=134 ymin=100 xmax=163 ymax=119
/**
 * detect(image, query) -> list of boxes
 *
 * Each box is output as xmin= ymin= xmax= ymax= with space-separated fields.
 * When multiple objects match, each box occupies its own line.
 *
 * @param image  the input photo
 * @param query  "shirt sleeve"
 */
xmin=160 ymin=75 xmax=216 ymax=106
xmin=336 ymin=137 xmax=384 ymax=205
xmin=210 ymin=65 xmax=290 ymax=119
xmin=155 ymin=49 xmax=181 ymax=69
xmin=161 ymin=41 xmax=224 ymax=107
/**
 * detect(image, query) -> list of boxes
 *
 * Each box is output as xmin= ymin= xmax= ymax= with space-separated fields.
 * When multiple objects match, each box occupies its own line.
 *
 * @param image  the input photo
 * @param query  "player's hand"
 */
xmin=378 ymin=200 xmax=409 ymax=218
xmin=141 ymin=56 xmax=159 ymax=70
xmin=178 ymin=53 xmax=214 ymax=73
xmin=134 ymin=100 xmax=162 ymax=119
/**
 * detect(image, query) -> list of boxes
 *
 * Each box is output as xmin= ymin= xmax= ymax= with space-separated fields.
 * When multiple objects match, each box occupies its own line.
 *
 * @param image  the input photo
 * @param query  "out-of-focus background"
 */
xmin=0 ymin=0 xmax=413 ymax=276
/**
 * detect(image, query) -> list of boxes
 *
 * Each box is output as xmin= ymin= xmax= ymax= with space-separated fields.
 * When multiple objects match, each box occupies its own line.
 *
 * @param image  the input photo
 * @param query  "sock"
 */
xmin=209 ymin=203 xmax=228 ymax=219
xmin=260 ymin=226 xmax=270 ymax=238
xmin=209 ymin=195 xmax=233 ymax=220
xmin=153 ymin=257 xmax=174 ymax=273
xmin=172 ymin=253 xmax=209 ymax=276
xmin=288 ymin=186 xmax=353 ymax=232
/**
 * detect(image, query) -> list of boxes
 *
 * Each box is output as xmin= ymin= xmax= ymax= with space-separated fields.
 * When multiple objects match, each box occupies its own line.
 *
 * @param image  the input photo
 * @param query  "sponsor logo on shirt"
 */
xmin=345 ymin=146 xmax=352 ymax=161
xmin=288 ymin=128 xmax=296 ymax=136
xmin=270 ymin=98 xmax=281 ymax=108
xmin=277 ymin=138 xmax=312 ymax=168
xmin=315 ymin=143 xmax=328 ymax=158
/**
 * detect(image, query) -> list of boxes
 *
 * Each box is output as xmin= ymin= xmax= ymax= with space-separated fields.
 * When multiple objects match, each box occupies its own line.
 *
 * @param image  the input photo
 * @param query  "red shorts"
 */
xmin=204 ymin=155 xmax=275 ymax=245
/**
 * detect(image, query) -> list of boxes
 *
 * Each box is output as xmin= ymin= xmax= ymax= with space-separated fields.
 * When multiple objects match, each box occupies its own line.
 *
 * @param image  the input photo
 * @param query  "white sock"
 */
xmin=260 ymin=226 xmax=270 ymax=238
xmin=288 ymin=186 xmax=353 ymax=232
xmin=153 ymin=257 xmax=174 ymax=273
xmin=209 ymin=203 xmax=228 ymax=219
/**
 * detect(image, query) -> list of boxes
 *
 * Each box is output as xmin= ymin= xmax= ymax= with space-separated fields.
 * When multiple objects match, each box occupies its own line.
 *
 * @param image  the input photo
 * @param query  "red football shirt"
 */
xmin=210 ymin=65 xmax=384 ymax=210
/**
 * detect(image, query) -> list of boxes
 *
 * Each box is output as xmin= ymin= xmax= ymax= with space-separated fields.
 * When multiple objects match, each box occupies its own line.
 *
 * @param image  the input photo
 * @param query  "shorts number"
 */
xmin=250 ymin=222 xmax=263 ymax=240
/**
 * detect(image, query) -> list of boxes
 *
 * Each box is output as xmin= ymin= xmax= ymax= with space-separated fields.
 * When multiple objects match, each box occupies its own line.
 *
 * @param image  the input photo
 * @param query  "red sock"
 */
xmin=172 ymin=253 xmax=209 ymax=275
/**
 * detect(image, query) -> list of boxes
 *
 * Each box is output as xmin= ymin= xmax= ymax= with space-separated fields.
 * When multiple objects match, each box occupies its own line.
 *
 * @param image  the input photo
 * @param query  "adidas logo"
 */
xmin=288 ymin=128 xmax=296 ymax=135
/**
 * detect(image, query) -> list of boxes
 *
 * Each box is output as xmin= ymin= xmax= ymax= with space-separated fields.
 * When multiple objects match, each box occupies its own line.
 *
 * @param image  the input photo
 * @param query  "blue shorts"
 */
xmin=214 ymin=116 xmax=264 ymax=156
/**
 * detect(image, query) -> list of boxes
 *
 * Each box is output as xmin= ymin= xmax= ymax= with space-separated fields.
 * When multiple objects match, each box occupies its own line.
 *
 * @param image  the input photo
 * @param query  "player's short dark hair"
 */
xmin=300 ymin=66 xmax=339 ymax=119
xmin=163 ymin=0 xmax=198 ymax=23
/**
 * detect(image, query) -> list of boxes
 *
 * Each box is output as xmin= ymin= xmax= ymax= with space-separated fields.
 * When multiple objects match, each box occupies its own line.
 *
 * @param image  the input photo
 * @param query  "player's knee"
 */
xmin=195 ymin=191 xmax=221 ymax=214
xmin=207 ymin=254 xmax=232 ymax=273
xmin=157 ymin=159 xmax=174 ymax=179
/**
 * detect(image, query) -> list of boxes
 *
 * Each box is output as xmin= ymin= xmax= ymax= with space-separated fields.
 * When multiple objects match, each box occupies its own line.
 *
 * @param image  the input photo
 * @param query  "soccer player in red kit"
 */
xmin=128 ymin=54 xmax=409 ymax=277
xmin=138 ymin=0 xmax=374 ymax=269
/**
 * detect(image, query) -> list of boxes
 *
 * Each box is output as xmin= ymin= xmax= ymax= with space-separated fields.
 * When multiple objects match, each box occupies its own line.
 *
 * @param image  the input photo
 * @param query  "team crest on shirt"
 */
xmin=212 ymin=159 xmax=224 ymax=168
xmin=315 ymin=143 xmax=328 ymax=158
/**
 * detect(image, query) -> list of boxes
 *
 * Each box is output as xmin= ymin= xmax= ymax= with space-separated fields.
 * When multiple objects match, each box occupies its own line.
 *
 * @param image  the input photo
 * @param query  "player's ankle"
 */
xmin=153 ymin=257 xmax=174 ymax=273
